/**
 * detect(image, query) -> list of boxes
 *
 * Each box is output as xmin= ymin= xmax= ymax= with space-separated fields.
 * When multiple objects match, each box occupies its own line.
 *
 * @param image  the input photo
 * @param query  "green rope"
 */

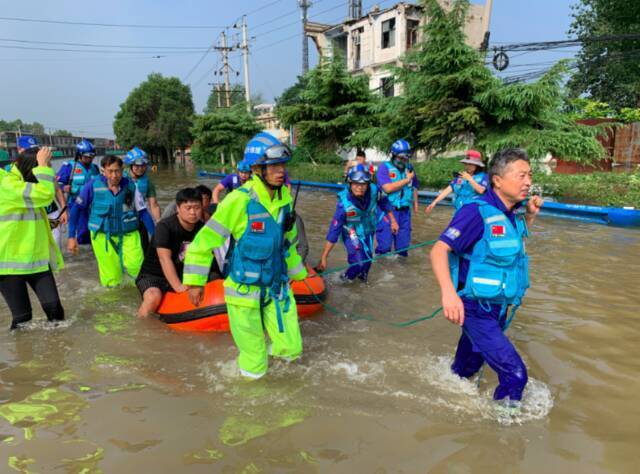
xmin=302 ymin=238 xmax=444 ymax=328
xmin=317 ymin=239 xmax=438 ymax=277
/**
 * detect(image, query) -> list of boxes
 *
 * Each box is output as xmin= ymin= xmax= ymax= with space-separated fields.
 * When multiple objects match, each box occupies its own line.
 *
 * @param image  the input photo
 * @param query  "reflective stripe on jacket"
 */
xmin=0 ymin=166 xmax=64 ymax=275
xmin=183 ymin=178 xmax=307 ymax=308
xmin=449 ymin=201 xmax=529 ymax=306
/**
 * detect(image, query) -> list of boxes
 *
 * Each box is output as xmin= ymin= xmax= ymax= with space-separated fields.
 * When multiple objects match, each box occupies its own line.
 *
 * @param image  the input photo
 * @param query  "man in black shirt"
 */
xmin=136 ymin=188 xmax=207 ymax=317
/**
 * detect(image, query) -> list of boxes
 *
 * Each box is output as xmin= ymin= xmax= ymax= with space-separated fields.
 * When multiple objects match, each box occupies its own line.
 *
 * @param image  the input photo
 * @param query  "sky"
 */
xmin=0 ymin=0 xmax=579 ymax=139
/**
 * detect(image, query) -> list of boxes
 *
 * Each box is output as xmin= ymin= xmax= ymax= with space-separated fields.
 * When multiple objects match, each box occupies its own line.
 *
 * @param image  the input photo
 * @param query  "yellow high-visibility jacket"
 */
xmin=183 ymin=178 xmax=307 ymax=308
xmin=0 ymin=166 xmax=64 ymax=275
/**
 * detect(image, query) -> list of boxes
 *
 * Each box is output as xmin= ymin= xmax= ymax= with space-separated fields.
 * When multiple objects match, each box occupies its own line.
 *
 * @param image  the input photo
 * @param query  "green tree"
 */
xmin=361 ymin=0 xmax=605 ymax=163
xmin=204 ymin=84 xmax=246 ymax=113
xmin=568 ymin=0 xmax=640 ymax=109
xmin=275 ymin=75 xmax=309 ymax=108
xmin=113 ymin=73 xmax=194 ymax=162
xmin=0 ymin=119 xmax=45 ymax=135
xmin=190 ymin=104 xmax=261 ymax=166
xmin=356 ymin=0 xmax=494 ymax=153
xmin=204 ymin=85 xmax=267 ymax=118
xmin=52 ymin=129 xmax=72 ymax=136
xmin=276 ymin=53 xmax=376 ymax=156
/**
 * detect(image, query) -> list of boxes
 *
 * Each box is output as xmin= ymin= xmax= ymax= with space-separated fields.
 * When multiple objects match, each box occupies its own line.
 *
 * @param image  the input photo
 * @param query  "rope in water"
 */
xmin=302 ymin=238 xmax=444 ymax=327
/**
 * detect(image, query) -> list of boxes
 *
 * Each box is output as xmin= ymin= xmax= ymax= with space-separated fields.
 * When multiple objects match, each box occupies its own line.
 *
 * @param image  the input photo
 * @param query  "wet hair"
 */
xmin=16 ymin=148 xmax=40 ymax=183
xmin=195 ymin=184 xmax=212 ymax=200
xmin=102 ymin=155 xmax=123 ymax=168
xmin=175 ymin=187 xmax=202 ymax=206
xmin=488 ymin=148 xmax=530 ymax=185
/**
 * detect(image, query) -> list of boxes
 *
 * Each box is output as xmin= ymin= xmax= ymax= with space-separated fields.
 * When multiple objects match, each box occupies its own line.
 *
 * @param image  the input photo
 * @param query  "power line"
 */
xmin=244 ymin=0 xmax=288 ymax=17
xmin=183 ymin=43 xmax=215 ymax=82
xmin=490 ymin=33 xmax=640 ymax=53
xmin=0 ymin=44 xmax=206 ymax=55
xmin=0 ymin=16 xmax=225 ymax=29
xmin=0 ymin=37 xmax=210 ymax=50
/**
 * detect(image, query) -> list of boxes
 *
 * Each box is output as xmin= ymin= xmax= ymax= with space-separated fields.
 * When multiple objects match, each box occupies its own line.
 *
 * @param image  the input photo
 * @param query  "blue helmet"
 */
xmin=17 ymin=135 xmax=38 ymax=150
xmin=125 ymin=147 xmax=148 ymax=166
xmin=390 ymin=139 xmax=412 ymax=158
xmin=76 ymin=139 xmax=95 ymax=156
xmin=237 ymin=160 xmax=251 ymax=173
xmin=243 ymin=132 xmax=291 ymax=167
xmin=346 ymin=164 xmax=371 ymax=184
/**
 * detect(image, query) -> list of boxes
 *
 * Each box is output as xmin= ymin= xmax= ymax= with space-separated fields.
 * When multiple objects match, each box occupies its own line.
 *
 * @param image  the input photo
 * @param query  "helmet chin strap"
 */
xmin=258 ymin=167 xmax=283 ymax=192
xmin=392 ymin=156 xmax=406 ymax=170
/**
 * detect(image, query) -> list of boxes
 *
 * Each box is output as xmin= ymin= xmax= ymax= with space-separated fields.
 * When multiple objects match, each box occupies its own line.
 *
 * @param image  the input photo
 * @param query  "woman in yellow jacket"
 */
xmin=0 ymin=145 xmax=65 ymax=329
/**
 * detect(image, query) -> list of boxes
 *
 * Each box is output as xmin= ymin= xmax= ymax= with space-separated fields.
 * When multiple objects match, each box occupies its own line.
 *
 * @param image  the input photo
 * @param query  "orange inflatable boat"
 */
xmin=156 ymin=265 xmax=327 ymax=332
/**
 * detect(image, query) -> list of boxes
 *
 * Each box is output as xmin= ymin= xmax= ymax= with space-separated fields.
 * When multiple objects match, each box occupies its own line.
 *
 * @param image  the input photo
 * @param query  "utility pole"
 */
xmin=480 ymin=0 xmax=494 ymax=53
xmin=240 ymin=15 xmax=252 ymax=112
xmin=298 ymin=0 xmax=311 ymax=74
xmin=220 ymin=31 xmax=232 ymax=108
xmin=348 ymin=0 xmax=362 ymax=20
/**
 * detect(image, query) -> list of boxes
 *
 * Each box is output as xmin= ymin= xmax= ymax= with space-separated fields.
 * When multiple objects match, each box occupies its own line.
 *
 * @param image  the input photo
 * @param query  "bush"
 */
xmin=534 ymin=171 xmax=640 ymax=208
xmin=290 ymin=145 xmax=343 ymax=165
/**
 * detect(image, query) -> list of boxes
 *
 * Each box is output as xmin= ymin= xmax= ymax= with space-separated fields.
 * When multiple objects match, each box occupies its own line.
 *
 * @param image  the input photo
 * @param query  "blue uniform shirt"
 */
xmin=439 ymin=187 xmax=522 ymax=286
xmin=449 ymin=171 xmax=489 ymax=189
xmin=56 ymin=161 xmax=99 ymax=187
xmin=326 ymin=186 xmax=393 ymax=243
xmin=220 ymin=173 xmax=242 ymax=192
xmin=376 ymin=162 xmax=419 ymax=189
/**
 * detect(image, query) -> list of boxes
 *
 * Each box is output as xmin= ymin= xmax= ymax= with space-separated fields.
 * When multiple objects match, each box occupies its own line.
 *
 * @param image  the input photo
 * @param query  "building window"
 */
xmin=407 ymin=19 xmax=419 ymax=50
xmin=352 ymin=27 xmax=363 ymax=69
xmin=381 ymin=18 xmax=396 ymax=49
xmin=381 ymin=77 xmax=394 ymax=97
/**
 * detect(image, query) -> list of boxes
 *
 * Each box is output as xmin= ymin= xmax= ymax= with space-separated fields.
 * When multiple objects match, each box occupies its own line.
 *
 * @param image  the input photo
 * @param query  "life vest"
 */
xmin=124 ymin=170 xmax=149 ymax=198
xmin=69 ymin=162 xmax=100 ymax=197
xmin=381 ymin=162 xmax=413 ymax=209
xmin=450 ymin=201 xmax=529 ymax=307
xmin=228 ymin=188 xmax=290 ymax=300
xmin=452 ymin=172 xmax=487 ymax=210
xmin=338 ymin=184 xmax=379 ymax=247
xmin=87 ymin=178 xmax=139 ymax=236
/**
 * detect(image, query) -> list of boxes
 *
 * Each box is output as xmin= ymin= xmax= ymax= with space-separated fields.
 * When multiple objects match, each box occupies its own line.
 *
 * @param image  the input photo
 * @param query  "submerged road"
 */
xmin=0 ymin=165 xmax=639 ymax=472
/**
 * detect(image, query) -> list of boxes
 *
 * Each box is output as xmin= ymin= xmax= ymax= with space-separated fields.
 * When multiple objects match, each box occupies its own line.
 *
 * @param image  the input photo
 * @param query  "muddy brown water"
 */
xmin=1 ymin=165 xmax=639 ymax=473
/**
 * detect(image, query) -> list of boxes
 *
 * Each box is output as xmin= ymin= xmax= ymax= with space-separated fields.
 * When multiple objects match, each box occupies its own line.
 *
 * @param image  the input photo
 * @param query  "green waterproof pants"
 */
xmin=227 ymin=291 xmax=303 ymax=379
xmin=91 ymin=231 xmax=143 ymax=287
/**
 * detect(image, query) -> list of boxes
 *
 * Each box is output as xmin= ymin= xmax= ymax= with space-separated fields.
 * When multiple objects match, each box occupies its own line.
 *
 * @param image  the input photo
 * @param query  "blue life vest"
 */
xmin=338 ymin=184 xmax=379 ymax=245
xmin=69 ymin=162 xmax=100 ymax=197
xmin=228 ymin=188 xmax=291 ymax=299
xmin=126 ymin=171 xmax=149 ymax=197
xmin=381 ymin=162 xmax=414 ymax=209
xmin=88 ymin=178 xmax=139 ymax=236
xmin=452 ymin=172 xmax=487 ymax=210
xmin=450 ymin=202 xmax=529 ymax=307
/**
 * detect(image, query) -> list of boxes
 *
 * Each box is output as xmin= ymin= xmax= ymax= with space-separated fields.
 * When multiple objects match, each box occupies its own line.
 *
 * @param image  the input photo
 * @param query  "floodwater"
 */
xmin=1 ymin=165 xmax=639 ymax=473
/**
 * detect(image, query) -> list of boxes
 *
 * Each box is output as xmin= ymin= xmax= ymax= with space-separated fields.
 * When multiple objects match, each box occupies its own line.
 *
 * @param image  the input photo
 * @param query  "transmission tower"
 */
xmin=348 ymin=0 xmax=362 ymax=20
xmin=299 ymin=0 xmax=311 ymax=73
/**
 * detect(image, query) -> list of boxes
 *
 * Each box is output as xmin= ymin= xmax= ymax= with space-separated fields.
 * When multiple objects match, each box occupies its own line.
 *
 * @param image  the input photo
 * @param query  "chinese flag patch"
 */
xmin=389 ymin=172 xmax=397 ymax=179
xmin=491 ymin=225 xmax=505 ymax=237
xmin=250 ymin=221 xmax=265 ymax=233
xmin=346 ymin=210 xmax=357 ymax=217
xmin=74 ymin=168 xmax=83 ymax=174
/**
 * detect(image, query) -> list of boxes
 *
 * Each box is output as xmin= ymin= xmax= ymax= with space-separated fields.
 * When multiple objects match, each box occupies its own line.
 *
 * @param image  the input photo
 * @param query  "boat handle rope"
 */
xmin=302 ymin=239 xmax=444 ymax=328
